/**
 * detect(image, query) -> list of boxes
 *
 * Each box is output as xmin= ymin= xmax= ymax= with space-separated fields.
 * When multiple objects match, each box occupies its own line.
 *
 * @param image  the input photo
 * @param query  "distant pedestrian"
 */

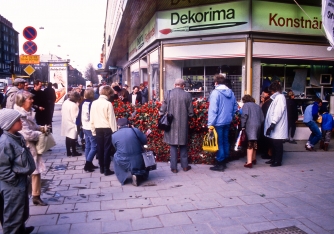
xmin=160 ymin=78 xmax=194 ymax=173
xmin=208 ymin=74 xmax=238 ymax=172
xmin=61 ymin=91 xmax=82 ymax=157
xmin=241 ymin=95 xmax=264 ymax=168
xmin=140 ymin=83 xmax=148 ymax=103
xmin=4 ymin=78 xmax=26 ymax=109
xmin=286 ymin=91 xmax=298 ymax=144
xmin=319 ymin=107 xmax=334 ymax=151
xmin=129 ymin=86 xmax=142 ymax=105
xmin=44 ymin=82 xmax=57 ymax=130
xmin=90 ymin=85 xmax=117 ymax=176
xmin=0 ymin=108 xmax=35 ymax=234
xmin=264 ymin=81 xmax=288 ymax=167
xmin=303 ymin=98 xmax=322 ymax=151
xmin=81 ymin=88 xmax=99 ymax=172
xmin=260 ymin=87 xmax=273 ymax=160
xmin=31 ymin=79 xmax=47 ymax=126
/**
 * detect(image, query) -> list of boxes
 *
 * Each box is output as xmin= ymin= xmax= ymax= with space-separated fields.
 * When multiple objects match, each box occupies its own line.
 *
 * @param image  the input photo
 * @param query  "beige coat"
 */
xmin=61 ymin=99 xmax=79 ymax=139
xmin=14 ymin=105 xmax=45 ymax=174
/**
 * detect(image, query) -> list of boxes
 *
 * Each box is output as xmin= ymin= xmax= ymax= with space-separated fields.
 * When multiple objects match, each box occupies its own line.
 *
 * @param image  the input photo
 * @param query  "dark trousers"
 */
xmin=170 ymin=145 xmax=188 ymax=170
xmin=65 ymin=137 xmax=76 ymax=154
xmin=96 ymin=128 xmax=113 ymax=171
xmin=270 ymin=139 xmax=284 ymax=164
xmin=288 ymin=121 xmax=296 ymax=139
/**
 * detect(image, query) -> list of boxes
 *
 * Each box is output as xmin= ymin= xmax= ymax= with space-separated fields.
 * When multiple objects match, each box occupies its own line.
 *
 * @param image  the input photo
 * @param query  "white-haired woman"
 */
xmin=14 ymin=90 xmax=48 ymax=206
xmin=61 ymin=91 xmax=82 ymax=157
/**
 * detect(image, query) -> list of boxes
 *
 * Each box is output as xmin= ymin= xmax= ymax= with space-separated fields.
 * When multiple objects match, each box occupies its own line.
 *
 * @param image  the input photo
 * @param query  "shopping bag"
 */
xmin=142 ymin=151 xmax=157 ymax=171
xmin=36 ymin=132 xmax=56 ymax=154
xmin=158 ymin=113 xmax=174 ymax=132
xmin=234 ymin=129 xmax=247 ymax=151
xmin=202 ymin=127 xmax=219 ymax=152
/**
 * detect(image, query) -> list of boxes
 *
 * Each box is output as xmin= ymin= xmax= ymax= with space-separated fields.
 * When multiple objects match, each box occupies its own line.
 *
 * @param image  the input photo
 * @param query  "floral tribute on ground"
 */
xmin=112 ymin=99 xmax=243 ymax=165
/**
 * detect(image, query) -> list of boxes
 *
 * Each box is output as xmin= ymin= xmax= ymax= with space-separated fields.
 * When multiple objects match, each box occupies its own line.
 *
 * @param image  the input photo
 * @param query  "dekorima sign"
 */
xmin=156 ymin=1 xmax=250 ymax=39
xmin=252 ymin=0 xmax=323 ymax=36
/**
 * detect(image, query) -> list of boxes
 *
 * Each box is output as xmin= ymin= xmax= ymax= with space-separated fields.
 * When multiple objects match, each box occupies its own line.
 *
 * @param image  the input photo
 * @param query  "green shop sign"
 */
xmin=252 ymin=0 xmax=323 ymax=36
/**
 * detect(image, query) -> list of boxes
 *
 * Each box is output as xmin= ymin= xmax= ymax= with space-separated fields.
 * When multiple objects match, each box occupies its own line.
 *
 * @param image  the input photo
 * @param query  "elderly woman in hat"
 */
xmin=14 ymin=90 xmax=49 ymax=206
xmin=0 ymin=108 xmax=35 ymax=234
xmin=112 ymin=118 xmax=149 ymax=186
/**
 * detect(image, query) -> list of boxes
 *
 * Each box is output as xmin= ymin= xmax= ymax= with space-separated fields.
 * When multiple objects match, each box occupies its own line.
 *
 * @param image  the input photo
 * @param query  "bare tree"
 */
xmin=84 ymin=63 xmax=99 ymax=84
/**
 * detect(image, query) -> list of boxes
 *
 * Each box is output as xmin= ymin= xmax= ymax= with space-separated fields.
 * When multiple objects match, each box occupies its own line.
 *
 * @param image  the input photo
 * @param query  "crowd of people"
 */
xmin=0 ymin=76 xmax=333 ymax=232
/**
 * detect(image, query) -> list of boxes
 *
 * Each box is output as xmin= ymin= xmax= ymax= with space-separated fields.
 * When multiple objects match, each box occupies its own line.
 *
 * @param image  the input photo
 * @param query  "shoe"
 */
xmin=245 ymin=160 xmax=257 ymax=165
xmin=88 ymin=162 xmax=99 ymax=169
xmin=104 ymin=170 xmax=114 ymax=176
xmin=47 ymin=149 xmax=52 ymax=151
xmin=306 ymin=146 xmax=315 ymax=151
xmin=132 ymin=175 xmax=138 ymax=186
xmin=270 ymin=162 xmax=282 ymax=167
xmin=289 ymin=140 xmax=297 ymax=144
xmin=32 ymin=196 xmax=47 ymax=206
xmin=100 ymin=168 xmax=105 ymax=174
xmin=24 ymin=226 xmax=35 ymax=234
xmin=261 ymin=154 xmax=271 ymax=159
xmin=84 ymin=162 xmax=94 ymax=172
xmin=265 ymin=159 xmax=274 ymax=164
xmin=183 ymin=166 xmax=191 ymax=172
xmin=171 ymin=169 xmax=178 ymax=173
xmin=72 ymin=152 xmax=82 ymax=156
xmin=210 ymin=161 xmax=224 ymax=172
xmin=244 ymin=163 xmax=252 ymax=168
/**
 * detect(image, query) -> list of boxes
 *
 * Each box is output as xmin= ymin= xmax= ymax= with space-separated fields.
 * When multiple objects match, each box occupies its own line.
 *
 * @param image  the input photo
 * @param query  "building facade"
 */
xmin=103 ymin=0 xmax=333 ymax=113
xmin=0 ymin=14 xmax=20 ymax=79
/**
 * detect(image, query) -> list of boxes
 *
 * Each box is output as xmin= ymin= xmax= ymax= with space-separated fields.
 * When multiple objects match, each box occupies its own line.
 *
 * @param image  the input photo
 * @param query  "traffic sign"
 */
xmin=24 ymin=65 xmax=35 ymax=76
xmin=23 ymin=41 xmax=38 ymax=55
xmin=23 ymin=26 xmax=37 ymax=40
xmin=20 ymin=55 xmax=40 ymax=64
xmin=97 ymin=63 xmax=102 ymax=69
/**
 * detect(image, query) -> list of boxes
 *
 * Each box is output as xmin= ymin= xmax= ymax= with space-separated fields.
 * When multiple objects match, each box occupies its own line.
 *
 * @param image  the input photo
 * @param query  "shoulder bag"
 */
xmin=158 ymin=90 xmax=174 ymax=132
xmin=36 ymin=130 xmax=56 ymax=154
xmin=131 ymin=128 xmax=157 ymax=171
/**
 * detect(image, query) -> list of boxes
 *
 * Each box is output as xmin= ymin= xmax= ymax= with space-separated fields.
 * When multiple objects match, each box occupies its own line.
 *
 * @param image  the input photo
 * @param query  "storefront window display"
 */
xmin=149 ymin=49 xmax=159 ymax=101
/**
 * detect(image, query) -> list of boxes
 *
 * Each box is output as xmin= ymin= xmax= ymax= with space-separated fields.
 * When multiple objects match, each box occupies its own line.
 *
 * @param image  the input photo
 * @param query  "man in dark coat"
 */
xmin=43 ymin=82 xmax=57 ymax=129
xmin=160 ymin=78 xmax=194 ymax=173
xmin=30 ymin=80 xmax=47 ymax=126
xmin=140 ymin=83 xmax=148 ymax=103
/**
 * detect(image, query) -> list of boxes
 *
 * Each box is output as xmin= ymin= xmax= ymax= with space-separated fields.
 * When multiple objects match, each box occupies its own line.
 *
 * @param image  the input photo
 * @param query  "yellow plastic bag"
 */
xmin=202 ymin=127 xmax=219 ymax=152
xmin=317 ymin=115 xmax=322 ymax=123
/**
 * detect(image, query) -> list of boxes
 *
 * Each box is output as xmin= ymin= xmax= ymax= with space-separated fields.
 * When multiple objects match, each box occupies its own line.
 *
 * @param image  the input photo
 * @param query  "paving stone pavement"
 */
xmin=1 ymin=105 xmax=334 ymax=234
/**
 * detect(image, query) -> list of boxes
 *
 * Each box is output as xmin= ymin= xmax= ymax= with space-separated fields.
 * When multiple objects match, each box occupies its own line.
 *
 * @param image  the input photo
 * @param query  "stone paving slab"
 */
xmin=14 ymin=108 xmax=334 ymax=234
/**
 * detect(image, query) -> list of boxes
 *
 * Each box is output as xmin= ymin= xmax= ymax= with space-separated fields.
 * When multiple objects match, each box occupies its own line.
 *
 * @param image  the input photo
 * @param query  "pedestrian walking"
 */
xmin=90 ymin=85 xmax=117 ymax=176
xmin=0 ymin=109 xmax=35 ymax=234
xmin=160 ymin=78 xmax=194 ymax=173
xmin=303 ymin=98 xmax=322 ymax=151
xmin=241 ymin=95 xmax=264 ymax=168
xmin=14 ymin=90 xmax=49 ymax=206
xmin=264 ymin=81 xmax=288 ymax=167
xmin=208 ymin=74 xmax=238 ymax=172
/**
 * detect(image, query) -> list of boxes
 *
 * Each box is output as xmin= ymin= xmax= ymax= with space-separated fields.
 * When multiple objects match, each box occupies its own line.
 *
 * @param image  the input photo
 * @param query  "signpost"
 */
xmin=23 ymin=26 xmax=37 ymax=41
xmin=97 ymin=63 xmax=102 ymax=69
xmin=20 ymin=55 xmax=40 ymax=64
xmin=24 ymin=65 xmax=35 ymax=76
xmin=23 ymin=41 xmax=38 ymax=55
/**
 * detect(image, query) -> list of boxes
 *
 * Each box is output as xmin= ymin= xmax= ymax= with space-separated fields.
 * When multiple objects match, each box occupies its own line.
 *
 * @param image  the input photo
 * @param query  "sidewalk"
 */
xmin=4 ymin=106 xmax=334 ymax=234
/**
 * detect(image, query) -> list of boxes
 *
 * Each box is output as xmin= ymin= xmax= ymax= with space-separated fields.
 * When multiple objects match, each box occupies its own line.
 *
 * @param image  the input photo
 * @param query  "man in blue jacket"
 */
xmin=303 ymin=98 xmax=322 ymax=151
xmin=208 ymin=74 xmax=238 ymax=171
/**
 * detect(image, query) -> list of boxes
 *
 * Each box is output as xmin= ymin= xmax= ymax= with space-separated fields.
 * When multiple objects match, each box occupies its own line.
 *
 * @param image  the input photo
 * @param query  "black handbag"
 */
xmin=131 ymin=128 xmax=157 ymax=171
xmin=158 ymin=90 xmax=173 ymax=132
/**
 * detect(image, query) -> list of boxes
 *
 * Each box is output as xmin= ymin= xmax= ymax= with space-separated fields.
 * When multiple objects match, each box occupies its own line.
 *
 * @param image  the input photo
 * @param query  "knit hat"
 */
xmin=0 ymin=109 xmax=22 ymax=131
xmin=117 ymin=118 xmax=129 ymax=126
xmin=13 ymin=78 xmax=26 ymax=85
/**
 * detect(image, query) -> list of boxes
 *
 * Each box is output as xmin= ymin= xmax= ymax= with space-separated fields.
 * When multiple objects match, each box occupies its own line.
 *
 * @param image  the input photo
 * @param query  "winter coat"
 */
xmin=141 ymin=87 xmax=148 ymax=103
xmin=321 ymin=113 xmax=334 ymax=131
xmin=241 ymin=102 xmax=264 ymax=140
xmin=14 ymin=105 xmax=46 ymax=174
xmin=31 ymin=89 xmax=48 ymax=125
xmin=286 ymin=99 xmax=298 ymax=124
xmin=81 ymin=100 xmax=93 ymax=130
xmin=160 ymin=88 xmax=194 ymax=145
xmin=208 ymin=84 xmax=238 ymax=127
xmin=5 ymin=86 xmax=20 ymax=109
xmin=264 ymin=92 xmax=288 ymax=139
xmin=61 ymin=99 xmax=79 ymax=139
xmin=129 ymin=91 xmax=142 ymax=105
xmin=0 ymin=131 xmax=36 ymax=186
xmin=112 ymin=127 xmax=148 ymax=185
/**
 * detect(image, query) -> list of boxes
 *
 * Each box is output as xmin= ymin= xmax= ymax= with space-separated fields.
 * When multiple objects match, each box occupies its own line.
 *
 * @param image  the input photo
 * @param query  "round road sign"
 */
xmin=23 ymin=41 xmax=38 ymax=55
xmin=23 ymin=26 xmax=37 ymax=41
xmin=97 ymin=63 xmax=102 ymax=69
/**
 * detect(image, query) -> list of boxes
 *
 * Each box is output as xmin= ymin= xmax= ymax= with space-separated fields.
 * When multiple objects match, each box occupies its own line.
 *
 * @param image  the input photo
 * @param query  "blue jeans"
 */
xmin=305 ymin=121 xmax=322 ymax=147
xmin=83 ymin=129 xmax=97 ymax=162
xmin=215 ymin=125 xmax=230 ymax=162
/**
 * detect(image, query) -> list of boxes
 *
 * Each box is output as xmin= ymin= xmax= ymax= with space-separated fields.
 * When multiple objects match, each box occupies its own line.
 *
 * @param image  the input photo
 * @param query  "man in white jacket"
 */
xmin=264 ymin=81 xmax=288 ymax=167
xmin=90 ymin=85 xmax=118 ymax=176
